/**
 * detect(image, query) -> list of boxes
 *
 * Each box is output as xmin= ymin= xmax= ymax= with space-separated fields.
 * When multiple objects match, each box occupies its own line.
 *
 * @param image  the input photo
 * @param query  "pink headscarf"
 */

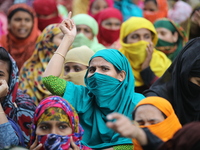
xmin=88 ymin=0 xmax=114 ymax=20
xmin=168 ymin=1 xmax=192 ymax=24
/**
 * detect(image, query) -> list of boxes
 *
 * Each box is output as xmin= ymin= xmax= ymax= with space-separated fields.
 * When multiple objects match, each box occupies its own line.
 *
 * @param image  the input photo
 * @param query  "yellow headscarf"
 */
xmin=19 ymin=24 xmax=61 ymax=105
xmin=62 ymin=46 xmax=95 ymax=86
xmin=132 ymin=96 xmax=182 ymax=150
xmin=119 ymin=17 xmax=171 ymax=87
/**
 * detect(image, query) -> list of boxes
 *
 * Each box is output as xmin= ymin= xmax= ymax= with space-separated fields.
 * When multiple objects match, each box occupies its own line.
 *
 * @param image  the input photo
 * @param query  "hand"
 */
xmin=102 ymin=148 xmax=114 ymax=150
xmin=30 ymin=137 xmax=43 ymax=150
xmin=106 ymin=113 xmax=139 ymax=139
xmin=141 ymin=42 xmax=154 ymax=70
xmin=59 ymin=11 xmax=77 ymax=38
xmin=69 ymin=137 xmax=80 ymax=150
xmin=0 ymin=80 xmax=8 ymax=98
xmin=192 ymin=10 xmax=200 ymax=27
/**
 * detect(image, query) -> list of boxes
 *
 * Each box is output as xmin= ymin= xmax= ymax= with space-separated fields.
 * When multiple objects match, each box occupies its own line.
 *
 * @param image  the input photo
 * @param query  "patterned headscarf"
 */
xmin=30 ymin=96 xmax=91 ymax=150
xmin=19 ymin=24 xmax=61 ymax=105
xmin=1 ymin=47 xmax=36 ymax=146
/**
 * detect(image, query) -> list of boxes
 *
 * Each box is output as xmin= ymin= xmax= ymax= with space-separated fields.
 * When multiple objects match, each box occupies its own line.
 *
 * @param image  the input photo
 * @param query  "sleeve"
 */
xmin=0 ymin=122 xmax=19 ymax=148
xmin=141 ymin=128 xmax=163 ymax=150
xmin=42 ymin=75 xmax=67 ymax=96
xmin=140 ymin=67 xmax=159 ymax=87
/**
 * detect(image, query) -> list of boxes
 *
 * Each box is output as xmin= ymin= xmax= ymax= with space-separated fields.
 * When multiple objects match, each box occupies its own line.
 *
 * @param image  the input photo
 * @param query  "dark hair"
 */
xmin=8 ymin=8 xmax=34 ymax=20
xmin=0 ymin=47 xmax=12 ymax=77
xmin=144 ymin=0 xmax=158 ymax=6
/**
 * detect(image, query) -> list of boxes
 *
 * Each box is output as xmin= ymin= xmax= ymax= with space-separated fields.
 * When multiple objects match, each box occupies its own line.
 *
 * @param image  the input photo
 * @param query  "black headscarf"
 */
xmin=144 ymin=37 xmax=200 ymax=125
xmin=157 ymin=122 xmax=200 ymax=150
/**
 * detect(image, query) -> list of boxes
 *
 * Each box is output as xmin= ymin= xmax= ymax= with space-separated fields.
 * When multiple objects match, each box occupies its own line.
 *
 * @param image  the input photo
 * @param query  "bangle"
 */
xmin=54 ymin=52 xmax=66 ymax=60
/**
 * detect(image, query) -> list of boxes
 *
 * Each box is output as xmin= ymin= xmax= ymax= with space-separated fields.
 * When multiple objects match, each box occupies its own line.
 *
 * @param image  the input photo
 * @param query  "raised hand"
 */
xmin=106 ymin=113 xmax=139 ymax=139
xmin=59 ymin=11 xmax=77 ymax=38
xmin=29 ymin=136 xmax=43 ymax=150
xmin=141 ymin=42 xmax=154 ymax=70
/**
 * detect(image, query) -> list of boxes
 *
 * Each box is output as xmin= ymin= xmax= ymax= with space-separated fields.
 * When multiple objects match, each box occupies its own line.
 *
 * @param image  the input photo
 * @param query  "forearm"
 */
xmin=43 ymin=35 xmax=74 ymax=77
xmin=0 ymin=122 xmax=19 ymax=148
xmin=0 ymin=104 xmax=8 ymax=124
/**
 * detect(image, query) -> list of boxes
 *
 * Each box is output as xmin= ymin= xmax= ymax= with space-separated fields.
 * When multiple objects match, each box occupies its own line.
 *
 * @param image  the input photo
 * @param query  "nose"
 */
xmin=51 ymin=127 xmax=58 ymax=135
xmin=144 ymin=122 xmax=151 ymax=126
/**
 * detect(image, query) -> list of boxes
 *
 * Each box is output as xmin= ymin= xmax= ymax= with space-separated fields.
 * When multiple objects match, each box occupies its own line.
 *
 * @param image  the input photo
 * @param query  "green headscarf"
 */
xmin=63 ymin=49 xmax=144 ymax=149
xmin=72 ymin=14 xmax=105 ymax=52
xmin=154 ymin=18 xmax=188 ymax=61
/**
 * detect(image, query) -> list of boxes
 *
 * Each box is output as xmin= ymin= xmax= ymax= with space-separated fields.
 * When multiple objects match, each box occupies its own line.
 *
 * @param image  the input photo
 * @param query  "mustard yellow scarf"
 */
xmin=119 ymin=17 xmax=171 ymax=86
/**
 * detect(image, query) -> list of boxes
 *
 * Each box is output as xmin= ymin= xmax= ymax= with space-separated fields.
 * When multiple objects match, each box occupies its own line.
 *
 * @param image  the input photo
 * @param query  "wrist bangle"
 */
xmin=54 ymin=52 xmax=66 ymax=60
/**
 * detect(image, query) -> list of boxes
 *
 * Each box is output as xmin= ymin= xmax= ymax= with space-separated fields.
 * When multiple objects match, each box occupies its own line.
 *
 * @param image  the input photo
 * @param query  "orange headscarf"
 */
xmin=0 ymin=3 xmax=40 ymax=70
xmin=132 ymin=96 xmax=182 ymax=150
xmin=143 ymin=0 xmax=168 ymax=23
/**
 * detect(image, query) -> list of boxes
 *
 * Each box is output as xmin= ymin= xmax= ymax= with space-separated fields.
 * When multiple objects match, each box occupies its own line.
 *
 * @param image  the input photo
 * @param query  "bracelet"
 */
xmin=54 ymin=52 xmax=66 ymax=60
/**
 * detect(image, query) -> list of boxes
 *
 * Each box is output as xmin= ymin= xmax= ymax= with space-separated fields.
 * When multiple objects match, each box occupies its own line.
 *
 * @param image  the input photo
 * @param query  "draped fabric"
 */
xmin=2 ymin=49 xmax=36 ymax=146
xmin=154 ymin=18 xmax=188 ymax=61
xmin=33 ymin=0 xmax=62 ymax=31
xmin=72 ymin=14 xmax=105 ymax=52
xmin=132 ymin=96 xmax=182 ymax=150
xmin=30 ymin=96 xmax=92 ymax=150
xmin=114 ymin=0 xmax=143 ymax=21
xmin=97 ymin=7 xmax=123 ymax=48
xmin=143 ymin=0 xmax=168 ymax=23
xmin=63 ymin=49 xmax=145 ymax=148
xmin=0 ymin=3 xmax=40 ymax=70
xmin=19 ymin=24 xmax=61 ymax=105
xmin=119 ymin=17 xmax=171 ymax=87
xmin=158 ymin=122 xmax=200 ymax=150
xmin=144 ymin=37 xmax=200 ymax=125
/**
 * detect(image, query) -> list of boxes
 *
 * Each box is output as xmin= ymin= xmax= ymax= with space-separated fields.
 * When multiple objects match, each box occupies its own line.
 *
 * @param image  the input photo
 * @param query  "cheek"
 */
xmin=85 ymin=33 xmax=93 ymax=40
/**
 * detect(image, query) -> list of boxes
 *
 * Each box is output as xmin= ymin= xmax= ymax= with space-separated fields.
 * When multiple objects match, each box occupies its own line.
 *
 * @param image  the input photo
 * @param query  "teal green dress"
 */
xmin=43 ymin=49 xmax=145 ymax=149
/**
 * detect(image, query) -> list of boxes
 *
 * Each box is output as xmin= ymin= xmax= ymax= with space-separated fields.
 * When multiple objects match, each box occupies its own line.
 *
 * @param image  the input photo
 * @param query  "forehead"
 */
xmin=77 ymin=24 xmax=92 ymax=30
xmin=0 ymin=60 xmax=9 ymax=72
xmin=92 ymin=0 xmax=107 ymax=7
xmin=144 ymin=1 xmax=157 ymax=8
xmin=135 ymin=104 xmax=163 ymax=117
xmin=156 ymin=27 xmax=172 ymax=33
xmin=102 ymin=18 xmax=121 ymax=23
xmin=11 ymin=10 xmax=32 ymax=19
xmin=89 ymin=57 xmax=113 ymax=66
xmin=129 ymin=28 xmax=151 ymax=35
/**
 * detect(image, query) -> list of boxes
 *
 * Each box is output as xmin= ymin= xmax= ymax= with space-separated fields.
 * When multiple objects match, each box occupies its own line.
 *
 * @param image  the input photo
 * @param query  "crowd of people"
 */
xmin=1 ymin=0 xmax=200 ymax=150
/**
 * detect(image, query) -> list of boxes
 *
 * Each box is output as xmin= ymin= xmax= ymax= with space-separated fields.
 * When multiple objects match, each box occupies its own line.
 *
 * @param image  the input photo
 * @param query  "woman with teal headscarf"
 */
xmin=42 ymin=12 xmax=144 ymax=149
xmin=72 ymin=14 xmax=105 ymax=52
xmin=154 ymin=18 xmax=188 ymax=61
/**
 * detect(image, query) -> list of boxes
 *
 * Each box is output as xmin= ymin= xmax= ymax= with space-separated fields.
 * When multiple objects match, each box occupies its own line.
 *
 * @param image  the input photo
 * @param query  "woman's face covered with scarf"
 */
xmin=30 ymin=96 xmax=89 ymax=150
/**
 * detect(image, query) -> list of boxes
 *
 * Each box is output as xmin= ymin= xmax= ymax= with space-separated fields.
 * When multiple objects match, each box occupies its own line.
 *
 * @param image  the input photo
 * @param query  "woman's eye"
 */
xmin=132 ymin=35 xmax=138 ymax=39
xmin=64 ymin=67 xmax=70 ymax=72
xmin=59 ymin=125 xmax=68 ymax=129
xmin=75 ymin=67 xmax=82 ymax=72
xmin=89 ymin=67 xmax=95 ymax=73
xmin=102 ymin=67 xmax=109 ymax=71
xmin=40 ymin=126 xmax=48 ymax=130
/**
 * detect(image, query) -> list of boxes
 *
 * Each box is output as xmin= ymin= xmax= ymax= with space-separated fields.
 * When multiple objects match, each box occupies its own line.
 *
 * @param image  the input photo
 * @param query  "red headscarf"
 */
xmin=143 ymin=0 xmax=168 ymax=23
xmin=0 ymin=3 xmax=40 ymax=70
xmin=33 ymin=0 xmax=62 ymax=31
xmin=88 ymin=0 xmax=114 ymax=20
xmin=97 ymin=7 xmax=123 ymax=47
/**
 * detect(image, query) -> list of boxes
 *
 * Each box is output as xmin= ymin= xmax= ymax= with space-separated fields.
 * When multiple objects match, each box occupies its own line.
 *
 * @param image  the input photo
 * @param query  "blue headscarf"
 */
xmin=64 ymin=49 xmax=144 ymax=149
xmin=114 ymin=0 xmax=143 ymax=21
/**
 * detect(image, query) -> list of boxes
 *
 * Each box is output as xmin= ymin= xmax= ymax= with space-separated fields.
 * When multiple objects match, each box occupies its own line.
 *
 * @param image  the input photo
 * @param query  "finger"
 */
xmin=107 ymin=113 xmax=123 ymax=120
xmin=67 ymin=11 xmax=72 ymax=19
xmin=70 ymin=136 xmax=76 ymax=148
xmin=34 ymin=143 xmax=43 ymax=150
